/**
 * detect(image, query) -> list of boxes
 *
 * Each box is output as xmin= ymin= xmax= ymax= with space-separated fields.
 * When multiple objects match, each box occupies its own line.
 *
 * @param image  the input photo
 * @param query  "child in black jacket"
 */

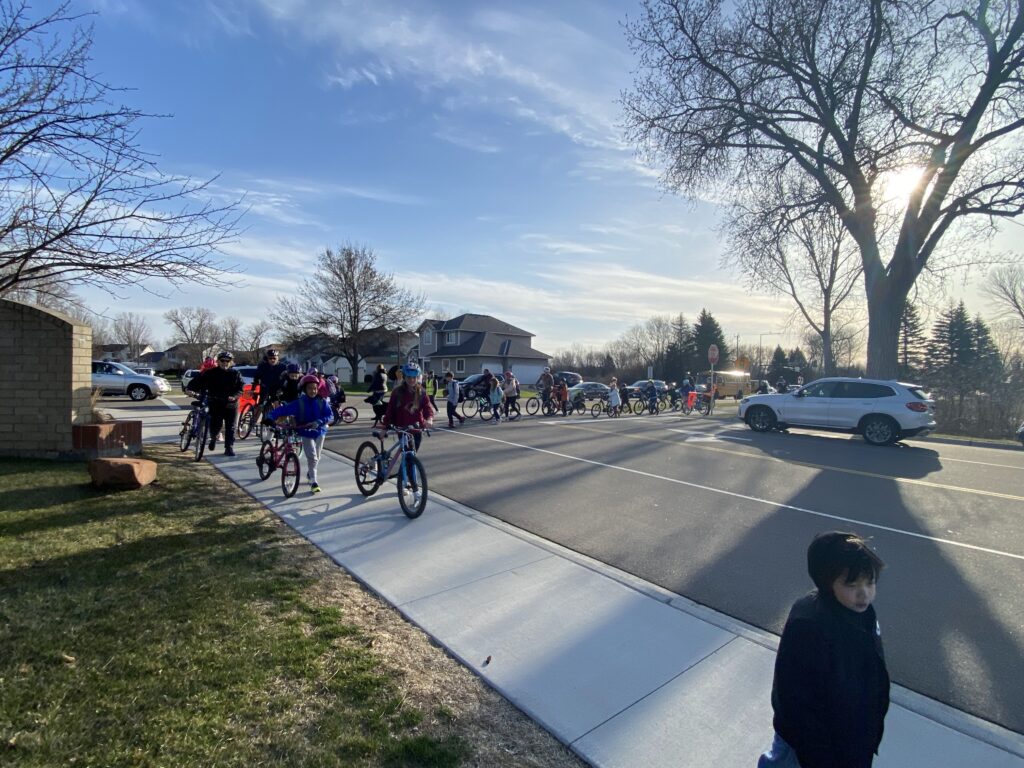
xmin=759 ymin=531 xmax=890 ymax=768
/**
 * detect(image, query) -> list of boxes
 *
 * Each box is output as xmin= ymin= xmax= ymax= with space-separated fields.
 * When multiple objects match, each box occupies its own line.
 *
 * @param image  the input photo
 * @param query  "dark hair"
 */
xmin=807 ymin=532 xmax=884 ymax=593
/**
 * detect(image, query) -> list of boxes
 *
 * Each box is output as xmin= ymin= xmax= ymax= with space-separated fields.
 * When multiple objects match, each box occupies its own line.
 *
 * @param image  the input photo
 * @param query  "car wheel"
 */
xmin=746 ymin=406 xmax=777 ymax=432
xmin=862 ymin=415 xmax=898 ymax=446
xmin=128 ymin=384 xmax=150 ymax=401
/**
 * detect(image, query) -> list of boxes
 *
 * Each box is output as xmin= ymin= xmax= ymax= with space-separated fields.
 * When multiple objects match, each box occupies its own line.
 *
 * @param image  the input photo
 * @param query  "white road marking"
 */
xmin=158 ymin=397 xmax=181 ymax=410
xmin=668 ymin=428 xmax=752 ymax=442
xmin=939 ymin=456 xmax=1024 ymax=470
xmin=445 ymin=429 xmax=1024 ymax=562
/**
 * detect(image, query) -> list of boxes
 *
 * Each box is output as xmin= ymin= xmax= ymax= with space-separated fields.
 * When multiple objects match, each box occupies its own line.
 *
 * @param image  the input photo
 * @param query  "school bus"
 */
xmin=699 ymin=370 xmax=753 ymax=400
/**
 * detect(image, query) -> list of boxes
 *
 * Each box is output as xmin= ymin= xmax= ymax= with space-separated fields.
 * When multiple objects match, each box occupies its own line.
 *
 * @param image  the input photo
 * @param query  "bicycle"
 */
xmin=236 ymin=384 xmax=262 ymax=440
xmin=590 ymin=396 xmax=622 ymax=418
xmin=178 ymin=394 xmax=211 ymax=462
xmin=332 ymin=400 xmax=359 ymax=425
xmin=255 ymin=425 xmax=303 ymax=498
xmin=353 ymin=426 xmax=429 ymax=519
xmin=503 ymin=399 xmax=522 ymax=421
xmin=461 ymin=394 xmax=492 ymax=421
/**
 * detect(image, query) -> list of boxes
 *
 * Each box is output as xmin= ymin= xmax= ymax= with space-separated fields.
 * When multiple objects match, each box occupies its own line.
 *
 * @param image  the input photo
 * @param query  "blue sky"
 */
xmin=71 ymin=0 xmax=997 ymax=356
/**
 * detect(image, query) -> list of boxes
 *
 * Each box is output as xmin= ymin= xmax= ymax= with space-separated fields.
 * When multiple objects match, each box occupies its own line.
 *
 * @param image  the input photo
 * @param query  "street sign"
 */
xmin=708 ymin=344 xmax=719 ymax=365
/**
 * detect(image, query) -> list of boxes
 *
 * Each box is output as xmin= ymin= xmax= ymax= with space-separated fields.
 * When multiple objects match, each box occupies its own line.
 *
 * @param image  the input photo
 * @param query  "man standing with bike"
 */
xmin=536 ymin=367 xmax=554 ymax=408
xmin=187 ymin=351 xmax=244 ymax=456
xmin=254 ymin=349 xmax=286 ymax=414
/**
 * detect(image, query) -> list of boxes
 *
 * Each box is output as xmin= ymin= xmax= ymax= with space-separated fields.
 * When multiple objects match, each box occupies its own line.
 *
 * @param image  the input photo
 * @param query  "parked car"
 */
xmin=182 ymin=365 xmax=259 ymax=394
xmin=128 ymin=365 xmax=156 ymax=376
xmin=568 ymin=381 xmax=611 ymax=401
xmin=92 ymin=361 xmax=171 ymax=401
xmin=553 ymin=371 xmax=582 ymax=388
xmin=737 ymin=377 xmax=936 ymax=446
xmin=457 ymin=373 xmax=501 ymax=401
xmin=625 ymin=379 xmax=669 ymax=398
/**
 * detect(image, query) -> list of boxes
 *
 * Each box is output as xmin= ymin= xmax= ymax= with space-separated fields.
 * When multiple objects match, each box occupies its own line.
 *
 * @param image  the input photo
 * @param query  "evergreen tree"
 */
xmin=664 ymin=312 xmax=697 ymax=381
xmin=898 ymin=303 xmax=928 ymax=380
xmin=692 ymin=309 xmax=730 ymax=370
xmin=972 ymin=314 xmax=1003 ymax=388
xmin=788 ymin=347 xmax=808 ymax=372
xmin=926 ymin=302 xmax=977 ymax=416
xmin=768 ymin=345 xmax=788 ymax=383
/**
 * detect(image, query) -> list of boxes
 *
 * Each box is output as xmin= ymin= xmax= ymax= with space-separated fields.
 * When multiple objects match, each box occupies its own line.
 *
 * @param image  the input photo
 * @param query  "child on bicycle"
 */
xmin=269 ymin=374 xmax=333 ymax=493
xmin=554 ymin=379 xmax=569 ymax=416
xmin=382 ymin=364 xmax=434 ymax=449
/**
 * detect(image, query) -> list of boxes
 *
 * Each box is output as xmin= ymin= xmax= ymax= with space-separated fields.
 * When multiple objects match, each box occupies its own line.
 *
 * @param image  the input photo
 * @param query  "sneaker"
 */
xmin=310 ymin=483 xmax=321 ymax=494
xmin=459 ymin=417 xmax=465 ymax=425
xmin=209 ymin=439 xmax=217 ymax=450
xmin=448 ymin=422 xmax=455 ymax=428
xmin=224 ymin=447 xmax=235 ymax=457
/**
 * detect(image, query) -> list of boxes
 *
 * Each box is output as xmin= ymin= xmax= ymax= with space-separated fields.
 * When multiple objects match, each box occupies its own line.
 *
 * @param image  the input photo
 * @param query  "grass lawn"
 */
xmin=0 ymin=446 xmax=581 ymax=768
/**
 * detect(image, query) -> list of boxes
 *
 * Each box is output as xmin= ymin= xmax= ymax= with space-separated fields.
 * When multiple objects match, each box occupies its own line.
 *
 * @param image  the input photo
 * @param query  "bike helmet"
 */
xmin=307 ymin=366 xmax=318 ymax=375
xmin=286 ymin=363 xmax=301 ymax=374
xmin=299 ymin=374 xmax=320 ymax=388
xmin=327 ymin=374 xmax=339 ymax=384
xmin=265 ymin=349 xmax=279 ymax=358
xmin=682 ymin=379 xmax=690 ymax=386
xmin=543 ymin=367 xmax=550 ymax=372
xmin=401 ymin=363 xmax=421 ymax=378
xmin=217 ymin=351 xmax=234 ymax=361
xmin=505 ymin=371 xmax=513 ymax=377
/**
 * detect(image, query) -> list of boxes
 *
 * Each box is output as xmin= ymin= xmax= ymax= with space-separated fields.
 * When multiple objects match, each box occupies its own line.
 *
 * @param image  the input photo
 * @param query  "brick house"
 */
xmin=416 ymin=314 xmax=550 ymax=383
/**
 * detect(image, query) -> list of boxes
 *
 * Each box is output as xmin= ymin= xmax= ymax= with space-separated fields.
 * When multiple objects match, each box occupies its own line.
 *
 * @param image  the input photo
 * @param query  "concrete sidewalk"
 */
xmin=117 ymin=404 xmax=1024 ymax=767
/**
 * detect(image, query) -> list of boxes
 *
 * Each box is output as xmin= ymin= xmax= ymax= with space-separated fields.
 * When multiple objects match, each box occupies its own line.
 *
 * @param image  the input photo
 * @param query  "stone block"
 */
xmin=88 ymin=458 xmax=157 ymax=490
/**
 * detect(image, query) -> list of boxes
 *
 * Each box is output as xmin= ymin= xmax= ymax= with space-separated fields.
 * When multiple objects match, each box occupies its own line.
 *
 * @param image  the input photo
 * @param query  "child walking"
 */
xmin=759 ymin=531 xmax=889 ymax=768
xmin=445 ymin=371 xmax=464 ymax=428
xmin=488 ymin=377 xmax=504 ymax=422
xmin=269 ymin=374 xmax=333 ymax=493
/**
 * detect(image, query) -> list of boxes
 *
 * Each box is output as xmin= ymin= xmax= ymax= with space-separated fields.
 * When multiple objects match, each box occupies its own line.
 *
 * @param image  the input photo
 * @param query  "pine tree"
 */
xmin=926 ymin=302 xmax=975 ymax=415
xmin=692 ymin=309 xmax=730 ymax=370
xmin=898 ymin=303 xmax=928 ymax=380
xmin=768 ymin=345 xmax=788 ymax=383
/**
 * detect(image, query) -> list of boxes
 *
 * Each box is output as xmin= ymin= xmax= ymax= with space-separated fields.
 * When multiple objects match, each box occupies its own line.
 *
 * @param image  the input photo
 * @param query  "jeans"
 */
xmin=301 ymin=433 xmax=326 ymax=484
xmin=446 ymin=402 xmax=462 ymax=426
xmin=757 ymin=733 xmax=802 ymax=768
xmin=209 ymin=403 xmax=237 ymax=448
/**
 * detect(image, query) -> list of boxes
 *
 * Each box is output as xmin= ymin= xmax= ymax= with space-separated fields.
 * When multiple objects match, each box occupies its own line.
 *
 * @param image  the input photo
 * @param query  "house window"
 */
xmin=442 ymin=359 xmax=450 ymax=372
xmin=455 ymin=359 xmax=465 ymax=373
xmin=446 ymin=331 xmax=457 ymax=344
xmin=424 ymin=329 xmax=432 ymax=344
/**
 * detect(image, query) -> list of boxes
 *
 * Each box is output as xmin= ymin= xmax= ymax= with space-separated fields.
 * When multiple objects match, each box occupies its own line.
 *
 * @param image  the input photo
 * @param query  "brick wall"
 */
xmin=0 ymin=298 xmax=93 ymax=459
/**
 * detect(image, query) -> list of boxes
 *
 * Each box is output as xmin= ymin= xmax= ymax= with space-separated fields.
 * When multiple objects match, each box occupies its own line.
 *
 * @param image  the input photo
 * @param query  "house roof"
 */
xmin=428 ymin=334 xmax=549 ymax=360
xmin=97 ymin=343 xmax=128 ymax=352
xmin=419 ymin=313 xmax=533 ymax=337
xmin=139 ymin=351 xmax=166 ymax=363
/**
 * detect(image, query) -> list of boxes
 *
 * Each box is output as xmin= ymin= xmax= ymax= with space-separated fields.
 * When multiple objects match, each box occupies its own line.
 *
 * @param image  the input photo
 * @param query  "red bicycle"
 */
xmin=255 ymin=426 xmax=303 ymax=497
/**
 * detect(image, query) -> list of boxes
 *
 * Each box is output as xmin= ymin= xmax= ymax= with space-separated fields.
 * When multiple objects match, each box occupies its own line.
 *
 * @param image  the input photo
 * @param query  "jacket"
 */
xmin=771 ymin=592 xmax=890 ymax=768
xmin=188 ymin=366 xmax=244 ymax=404
xmin=255 ymin=360 xmax=286 ymax=398
xmin=370 ymin=369 xmax=387 ymax=394
xmin=269 ymin=394 xmax=332 ymax=439
xmin=382 ymin=383 xmax=435 ymax=430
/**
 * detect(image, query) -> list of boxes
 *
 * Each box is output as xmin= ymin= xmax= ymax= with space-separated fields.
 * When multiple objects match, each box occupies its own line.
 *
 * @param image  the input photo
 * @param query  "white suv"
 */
xmin=737 ymin=377 xmax=936 ymax=446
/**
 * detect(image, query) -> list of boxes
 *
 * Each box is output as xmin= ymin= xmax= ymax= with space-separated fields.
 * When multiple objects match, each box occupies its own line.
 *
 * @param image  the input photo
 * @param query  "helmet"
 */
xmin=402 ymin=363 xmax=421 ymax=378
xmin=543 ymin=367 xmax=550 ymax=372
xmin=505 ymin=371 xmax=513 ymax=377
xmin=307 ymin=366 xmax=318 ymax=375
xmin=286 ymin=363 xmax=301 ymax=374
xmin=299 ymin=374 xmax=320 ymax=388
xmin=265 ymin=349 xmax=279 ymax=358
xmin=217 ymin=351 xmax=234 ymax=361
xmin=683 ymin=379 xmax=690 ymax=385
xmin=327 ymin=374 xmax=339 ymax=384
xmin=203 ymin=356 xmax=215 ymax=365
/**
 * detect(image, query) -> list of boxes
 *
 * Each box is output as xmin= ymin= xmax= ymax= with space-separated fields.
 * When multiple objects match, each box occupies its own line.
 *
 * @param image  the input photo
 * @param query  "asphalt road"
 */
xmin=315 ymin=405 xmax=1024 ymax=736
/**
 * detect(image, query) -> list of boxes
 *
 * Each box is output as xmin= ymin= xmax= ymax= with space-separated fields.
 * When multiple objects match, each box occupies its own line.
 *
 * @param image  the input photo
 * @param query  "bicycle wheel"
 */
xmin=236 ymin=406 xmax=254 ymax=440
xmin=506 ymin=401 xmax=521 ymax=421
xmin=354 ymin=441 xmax=384 ymax=497
xmin=193 ymin=416 xmax=208 ymax=462
xmin=461 ymin=397 xmax=479 ymax=419
xmin=543 ymin=400 xmax=556 ymax=416
xmin=573 ymin=400 xmax=587 ymax=415
xmin=179 ymin=411 xmax=195 ymax=452
xmin=525 ymin=397 xmax=540 ymax=415
xmin=257 ymin=441 xmax=275 ymax=480
xmin=477 ymin=401 xmax=493 ymax=421
xmin=398 ymin=454 xmax=428 ymax=519
xmin=281 ymin=453 xmax=300 ymax=498
xmin=631 ymin=400 xmax=645 ymax=415
xmin=590 ymin=403 xmax=603 ymax=418
xmin=657 ymin=398 xmax=668 ymax=413
xmin=340 ymin=406 xmax=358 ymax=424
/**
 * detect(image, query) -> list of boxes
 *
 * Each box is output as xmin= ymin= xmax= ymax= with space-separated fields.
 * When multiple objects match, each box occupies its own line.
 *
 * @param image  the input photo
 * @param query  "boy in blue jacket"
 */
xmin=760 ymin=531 xmax=889 ymax=768
xmin=269 ymin=374 xmax=332 ymax=493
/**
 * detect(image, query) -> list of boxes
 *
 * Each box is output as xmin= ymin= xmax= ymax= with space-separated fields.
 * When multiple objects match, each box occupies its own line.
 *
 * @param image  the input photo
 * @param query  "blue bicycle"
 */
xmin=178 ymin=394 xmax=211 ymax=462
xmin=353 ymin=426 xmax=429 ymax=518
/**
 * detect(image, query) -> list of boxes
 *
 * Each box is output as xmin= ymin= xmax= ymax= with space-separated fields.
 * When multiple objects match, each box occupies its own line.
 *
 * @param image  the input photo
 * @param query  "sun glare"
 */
xmin=879 ymin=167 xmax=925 ymax=206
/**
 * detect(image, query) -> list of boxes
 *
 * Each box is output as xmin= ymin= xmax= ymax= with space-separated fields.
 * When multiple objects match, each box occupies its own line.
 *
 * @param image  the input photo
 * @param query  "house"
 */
xmin=160 ymin=342 xmax=220 ymax=371
xmin=283 ymin=328 xmax=417 ymax=383
xmin=94 ymin=343 xmax=154 ymax=362
xmin=416 ymin=314 xmax=550 ymax=383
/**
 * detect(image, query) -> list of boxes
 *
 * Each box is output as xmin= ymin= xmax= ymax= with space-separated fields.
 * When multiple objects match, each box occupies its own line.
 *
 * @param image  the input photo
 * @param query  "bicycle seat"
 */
xmin=190 ymin=400 xmax=204 ymax=408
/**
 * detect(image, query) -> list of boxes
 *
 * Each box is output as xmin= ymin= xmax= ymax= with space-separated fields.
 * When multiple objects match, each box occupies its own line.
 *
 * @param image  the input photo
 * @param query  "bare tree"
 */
xmin=0 ymin=2 xmax=240 ymax=300
xmin=272 ymin=243 xmax=425 ymax=385
xmin=242 ymin=320 xmax=273 ymax=359
xmin=164 ymin=307 xmax=218 ymax=368
xmin=218 ymin=316 xmax=244 ymax=352
xmin=625 ymin=0 xmax=1024 ymax=377
xmin=111 ymin=312 xmax=152 ymax=361
xmin=984 ymin=264 xmax=1024 ymax=329
xmin=725 ymin=178 xmax=864 ymax=375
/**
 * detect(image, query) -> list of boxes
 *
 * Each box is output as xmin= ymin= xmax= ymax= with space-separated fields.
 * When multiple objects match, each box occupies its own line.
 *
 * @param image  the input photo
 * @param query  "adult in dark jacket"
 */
xmin=762 ymin=532 xmax=889 ymax=768
xmin=254 ymin=349 xmax=286 ymax=404
xmin=367 ymin=363 xmax=388 ymax=406
xmin=186 ymin=351 xmax=244 ymax=456
xmin=279 ymin=363 xmax=303 ymax=403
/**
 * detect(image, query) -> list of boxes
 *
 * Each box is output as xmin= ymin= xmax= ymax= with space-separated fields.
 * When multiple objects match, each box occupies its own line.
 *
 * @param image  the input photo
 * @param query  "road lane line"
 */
xmin=445 ymin=429 xmax=1024 ymax=562
xmin=538 ymin=420 xmax=1024 ymax=502
xmin=940 ymin=456 xmax=1024 ymax=470
xmin=668 ymin=428 xmax=752 ymax=442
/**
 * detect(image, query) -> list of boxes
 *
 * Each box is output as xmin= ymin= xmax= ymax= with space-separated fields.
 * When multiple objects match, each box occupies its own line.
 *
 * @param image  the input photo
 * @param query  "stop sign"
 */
xmin=708 ymin=344 xmax=719 ymax=365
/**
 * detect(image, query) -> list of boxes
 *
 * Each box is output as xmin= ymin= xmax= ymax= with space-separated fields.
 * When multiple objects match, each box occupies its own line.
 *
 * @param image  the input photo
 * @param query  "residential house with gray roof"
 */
xmin=416 ymin=314 xmax=550 ymax=383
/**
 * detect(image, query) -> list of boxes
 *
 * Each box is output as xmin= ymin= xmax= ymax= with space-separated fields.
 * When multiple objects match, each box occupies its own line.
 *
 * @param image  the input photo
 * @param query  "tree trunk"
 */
xmin=345 ymin=353 xmax=361 ymax=386
xmin=865 ymin=283 xmax=904 ymax=379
